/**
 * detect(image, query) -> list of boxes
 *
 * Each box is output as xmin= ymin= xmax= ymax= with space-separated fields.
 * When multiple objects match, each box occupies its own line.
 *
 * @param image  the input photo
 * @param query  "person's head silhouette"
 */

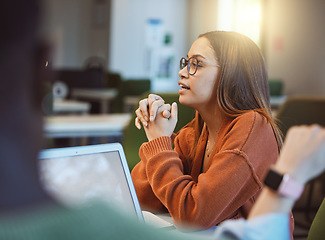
xmin=0 ymin=0 xmax=55 ymax=213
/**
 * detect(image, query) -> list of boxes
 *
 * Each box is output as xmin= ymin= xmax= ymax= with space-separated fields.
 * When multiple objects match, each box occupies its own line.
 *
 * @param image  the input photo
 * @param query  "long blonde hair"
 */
xmin=187 ymin=31 xmax=283 ymax=159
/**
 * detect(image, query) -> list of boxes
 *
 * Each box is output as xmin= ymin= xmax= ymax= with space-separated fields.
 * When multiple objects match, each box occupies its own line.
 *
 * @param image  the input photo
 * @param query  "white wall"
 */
xmin=265 ymin=0 xmax=325 ymax=96
xmin=187 ymin=0 xmax=219 ymax=48
xmin=109 ymin=0 xmax=188 ymax=92
xmin=44 ymin=0 xmax=110 ymax=69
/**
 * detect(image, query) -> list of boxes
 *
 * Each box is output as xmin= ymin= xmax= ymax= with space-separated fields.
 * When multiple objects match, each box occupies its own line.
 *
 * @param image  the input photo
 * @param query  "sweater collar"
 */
xmin=190 ymin=115 xmax=233 ymax=178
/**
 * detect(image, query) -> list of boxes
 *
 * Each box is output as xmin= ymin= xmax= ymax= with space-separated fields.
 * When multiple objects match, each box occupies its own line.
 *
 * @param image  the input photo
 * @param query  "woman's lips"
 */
xmin=179 ymin=83 xmax=190 ymax=90
xmin=179 ymin=84 xmax=190 ymax=94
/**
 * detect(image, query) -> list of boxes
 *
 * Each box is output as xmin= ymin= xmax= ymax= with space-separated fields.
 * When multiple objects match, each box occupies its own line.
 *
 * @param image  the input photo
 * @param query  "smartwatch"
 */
xmin=264 ymin=168 xmax=304 ymax=200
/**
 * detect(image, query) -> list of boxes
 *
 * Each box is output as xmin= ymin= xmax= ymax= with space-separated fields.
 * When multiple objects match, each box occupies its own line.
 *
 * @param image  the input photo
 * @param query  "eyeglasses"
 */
xmin=179 ymin=57 xmax=220 ymax=75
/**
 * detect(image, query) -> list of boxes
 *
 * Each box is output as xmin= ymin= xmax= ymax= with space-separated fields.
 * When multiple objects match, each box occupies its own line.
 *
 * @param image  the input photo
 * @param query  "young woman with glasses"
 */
xmin=131 ymin=31 xmax=286 ymax=231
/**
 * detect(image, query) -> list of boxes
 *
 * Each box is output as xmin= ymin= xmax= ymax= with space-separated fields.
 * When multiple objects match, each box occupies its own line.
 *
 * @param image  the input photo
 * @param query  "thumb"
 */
xmin=170 ymin=102 xmax=178 ymax=123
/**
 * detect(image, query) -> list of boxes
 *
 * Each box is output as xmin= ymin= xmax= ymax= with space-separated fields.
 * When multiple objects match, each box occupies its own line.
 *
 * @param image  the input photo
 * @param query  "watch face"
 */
xmin=264 ymin=169 xmax=283 ymax=190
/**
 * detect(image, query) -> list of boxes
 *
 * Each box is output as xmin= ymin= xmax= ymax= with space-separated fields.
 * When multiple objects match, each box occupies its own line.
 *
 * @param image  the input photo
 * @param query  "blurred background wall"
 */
xmin=264 ymin=0 xmax=325 ymax=96
xmin=43 ymin=0 xmax=325 ymax=95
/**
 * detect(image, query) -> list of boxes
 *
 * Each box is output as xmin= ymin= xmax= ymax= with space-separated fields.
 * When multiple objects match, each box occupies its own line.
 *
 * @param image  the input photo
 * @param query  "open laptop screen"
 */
xmin=39 ymin=143 xmax=143 ymax=221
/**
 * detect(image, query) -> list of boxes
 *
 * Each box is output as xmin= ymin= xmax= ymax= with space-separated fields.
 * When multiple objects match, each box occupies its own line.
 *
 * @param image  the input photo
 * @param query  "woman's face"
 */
xmin=178 ymin=37 xmax=220 ymax=111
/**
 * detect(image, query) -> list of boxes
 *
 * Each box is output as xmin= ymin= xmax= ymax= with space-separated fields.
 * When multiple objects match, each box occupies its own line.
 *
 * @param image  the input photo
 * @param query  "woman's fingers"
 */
xmin=138 ymin=98 xmax=149 ymax=122
xmin=148 ymin=94 xmax=164 ymax=106
xmin=150 ymin=100 xmax=166 ymax=121
xmin=148 ymin=94 xmax=165 ymax=121
xmin=135 ymin=117 xmax=142 ymax=130
xmin=170 ymin=102 xmax=178 ymax=122
xmin=138 ymin=94 xmax=165 ymax=122
xmin=135 ymin=107 xmax=148 ymax=128
xmin=157 ymin=104 xmax=171 ymax=118
xmin=162 ymin=110 xmax=171 ymax=119
xmin=135 ymin=94 xmax=173 ymax=130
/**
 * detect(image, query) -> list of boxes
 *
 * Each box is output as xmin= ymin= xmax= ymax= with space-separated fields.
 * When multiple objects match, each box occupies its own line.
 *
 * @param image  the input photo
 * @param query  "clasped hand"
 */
xmin=135 ymin=94 xmax=178 ymax=141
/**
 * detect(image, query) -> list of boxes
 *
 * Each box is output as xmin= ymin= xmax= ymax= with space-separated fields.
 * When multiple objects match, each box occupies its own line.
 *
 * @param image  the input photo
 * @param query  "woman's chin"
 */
xmin=179 ymin=96 xmax=194 ymax=108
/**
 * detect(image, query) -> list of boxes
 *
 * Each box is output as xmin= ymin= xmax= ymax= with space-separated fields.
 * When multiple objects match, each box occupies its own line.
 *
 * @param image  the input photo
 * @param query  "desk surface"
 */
xmin=71 ymin=88 xmax=118 ymax=113
xmin=72 ymin=88 xmax=118 ymax=100
xmin=53 ymin=99 xmax=91 ymax=114
xmin=44 ymin=113 xmax=131 ymax=138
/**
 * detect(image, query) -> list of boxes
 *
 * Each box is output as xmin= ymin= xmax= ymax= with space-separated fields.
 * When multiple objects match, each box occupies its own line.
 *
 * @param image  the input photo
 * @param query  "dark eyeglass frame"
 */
xmin=179 ymin=57 xmax=220 ymax=75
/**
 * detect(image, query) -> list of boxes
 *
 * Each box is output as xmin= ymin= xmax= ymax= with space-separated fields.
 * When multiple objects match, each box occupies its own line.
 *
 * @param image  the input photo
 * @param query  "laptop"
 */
xmin=39 ymin=143 xmax=174 ymax=228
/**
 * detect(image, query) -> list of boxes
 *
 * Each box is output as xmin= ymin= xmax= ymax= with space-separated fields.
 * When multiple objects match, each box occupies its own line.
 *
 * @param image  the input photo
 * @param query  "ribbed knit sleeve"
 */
xmin=140 ymin=136 xmax=173 ymax=160
xmin=131 ymin=136 xmax=176 ymax=213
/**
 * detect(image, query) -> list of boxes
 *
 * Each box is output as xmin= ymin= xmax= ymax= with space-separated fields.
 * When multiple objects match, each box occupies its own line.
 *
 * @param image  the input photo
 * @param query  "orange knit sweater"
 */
xmin=131 ymin=111 xmax=279 ymax=229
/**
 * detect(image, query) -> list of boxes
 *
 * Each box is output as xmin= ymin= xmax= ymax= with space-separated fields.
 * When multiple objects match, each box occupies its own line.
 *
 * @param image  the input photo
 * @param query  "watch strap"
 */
xmin=278 ymin=174 xmax=304 ymax=200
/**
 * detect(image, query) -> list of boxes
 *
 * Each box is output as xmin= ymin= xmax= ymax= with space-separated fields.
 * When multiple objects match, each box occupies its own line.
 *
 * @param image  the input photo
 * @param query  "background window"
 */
xmin=217 ymin=0 xmax=262 ymax=46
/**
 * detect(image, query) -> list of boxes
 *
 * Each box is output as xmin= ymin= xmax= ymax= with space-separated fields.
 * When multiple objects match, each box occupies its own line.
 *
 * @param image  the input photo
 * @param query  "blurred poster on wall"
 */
xmin=145 ymin=19 xmax=176 ymax=92
xmin=145 ymin=19 xmax=163 ymax=80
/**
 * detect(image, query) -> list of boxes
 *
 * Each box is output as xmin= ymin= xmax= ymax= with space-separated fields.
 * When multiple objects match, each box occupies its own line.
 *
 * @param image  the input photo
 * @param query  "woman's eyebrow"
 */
xmin=187 ymin=54 xmax=206 ymax=59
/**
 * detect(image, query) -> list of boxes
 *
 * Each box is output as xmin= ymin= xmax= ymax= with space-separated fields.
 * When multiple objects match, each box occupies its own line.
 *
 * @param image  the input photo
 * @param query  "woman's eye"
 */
xmin=195 ymin=63 xmax=203 ymax=68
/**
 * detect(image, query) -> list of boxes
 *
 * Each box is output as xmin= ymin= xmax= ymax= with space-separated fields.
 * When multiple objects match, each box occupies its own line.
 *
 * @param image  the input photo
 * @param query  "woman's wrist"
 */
xmin=272 ymin=162 xmax=305 ymax=185
xmin=142 ymin=136 xmax=173 ymax=158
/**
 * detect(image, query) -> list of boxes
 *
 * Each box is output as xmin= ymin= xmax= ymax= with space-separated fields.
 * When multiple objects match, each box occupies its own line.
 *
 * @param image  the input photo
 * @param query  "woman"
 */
xmin=131 ymin=31 xmax=283 ymax=230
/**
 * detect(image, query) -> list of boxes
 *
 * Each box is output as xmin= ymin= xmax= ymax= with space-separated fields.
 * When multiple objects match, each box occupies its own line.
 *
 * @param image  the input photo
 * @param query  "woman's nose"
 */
xmin=178 ymin=66 xmax=189 ymax=78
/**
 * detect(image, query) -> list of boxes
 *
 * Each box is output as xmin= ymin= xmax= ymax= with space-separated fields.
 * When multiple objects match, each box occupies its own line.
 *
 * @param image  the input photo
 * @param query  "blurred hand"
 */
xmin=274 ymin=125 xmax=325 ymax=185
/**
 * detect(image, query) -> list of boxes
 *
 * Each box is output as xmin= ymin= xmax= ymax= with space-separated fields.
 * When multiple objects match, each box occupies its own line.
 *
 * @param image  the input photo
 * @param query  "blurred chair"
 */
xmin=122 ymin=92 xmax=195 ymax=171
xmin=269 ymin=79 xmax=284 ymax=96
xmin=53 ymin=68 xmax=104 ymax=113
xmin=104 ymin=72 xmax=122 ymax=89
xmin=275 ymin=96 xmax=325 ymax=237
xmin=307 ymin=198 xmax=325 ymax=240
xmin=103 ymin=72 xmax=123 ymax=112
xmin=53 ymin=68 xmax=105 ymax=97
xmin=111 ymin=79 xmax=151 ymax=113
xmin=122 ymin=79 xmax=151 ymax=113
xmin=84 ymin=56 xmax=106 ymax=71
xmin=276 ymin=96 xmax=325 ymax=136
